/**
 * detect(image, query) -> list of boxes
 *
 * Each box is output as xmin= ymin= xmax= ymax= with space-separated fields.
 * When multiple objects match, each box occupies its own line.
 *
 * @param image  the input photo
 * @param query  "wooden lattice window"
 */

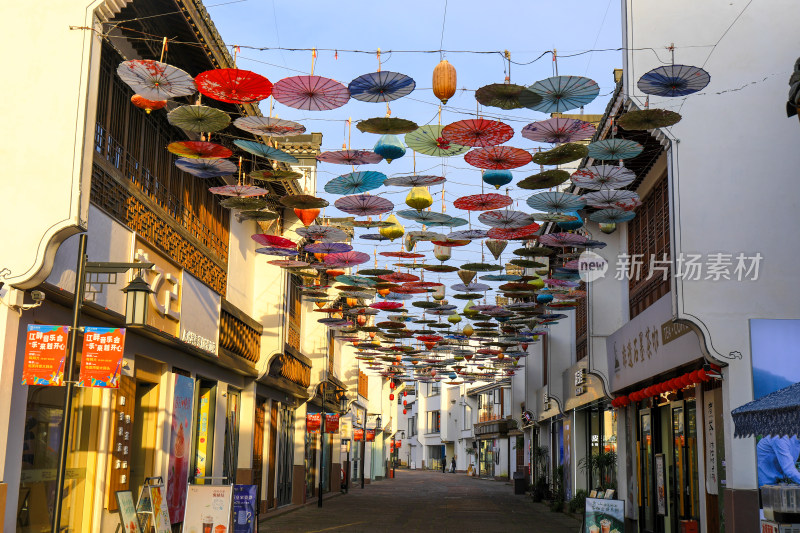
xmin=286 ymin=275 xmax=302 ymax=351
xmin=358 ymin=371 xmax=369 ymax=399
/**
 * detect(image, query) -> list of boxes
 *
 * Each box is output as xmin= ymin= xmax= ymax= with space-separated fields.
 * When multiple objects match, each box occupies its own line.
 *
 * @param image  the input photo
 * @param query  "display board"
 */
xmin=232 ymin=484 xmax=258 ymax=533
xmin=136 ymin=479 xmax=171 ymax=533
xmin=21 ymin=324 xmax=69 ymax=385
xmin=78 ymin=326 xmax=126 ymax=387
xmin=184 ymin=484 xmax=233 ymax=532
xmin=115 ymin=490 xmax=142 ymax=533
xmin=584 ymin=497 xmax=625 ymax=533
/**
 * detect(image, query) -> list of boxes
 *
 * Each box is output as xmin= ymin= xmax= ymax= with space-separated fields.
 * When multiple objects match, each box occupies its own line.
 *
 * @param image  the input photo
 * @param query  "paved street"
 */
xmin=258 ymin=470 xmax=581 ymax=532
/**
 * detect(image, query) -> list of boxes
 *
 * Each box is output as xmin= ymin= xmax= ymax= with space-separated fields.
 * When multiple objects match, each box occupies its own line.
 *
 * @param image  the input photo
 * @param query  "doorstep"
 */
xmin=257 ymin=491 xmax=345 ymax=523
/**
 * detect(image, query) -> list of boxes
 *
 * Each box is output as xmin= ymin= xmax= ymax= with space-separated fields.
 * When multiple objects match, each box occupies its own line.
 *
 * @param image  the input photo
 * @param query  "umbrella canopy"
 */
xmin=486 ymin=223 xmax=540 ymax=240
xmin=268 ymin=259 xmax=309 ymax=268
xmin=589 ymin=209 xmax=636 ymax=223
xmin=522 ymin=117 xmax=596 ymax=144
xmin=280 ymin=195 xmax=329 ymax=209
xmin=451 ymin=283 xmax=491 ymax=293
xmin=405 ymin=126 xmax=470 ymax=157
xmin=357 ymin=117 xmax=419 ymax=135
xmin=324 ymin=251 xmax=371 ymax=267
xmin=324 ymin=171 xmax=387 ymax=195
xmin=195 ymin=68 xmax=272 ymax=103
xmin=454 ymin=193 xmax=513 ymax=212
xmin=538 ymin=232 xmax=588 ymax=247
xmin=167 ymin=141 xmax=232 ymax=159
xmin=395 ymin=210 xmax=452 ymax=225
xmin=526 ymin=191 xmax=586 ymax=212
xmin=233 ymin=139 xmax=298 ymax=163
xmin=317 ymin=150 xmax=383 ymax=165
xmin=233 ymin=116 xmax=306 ymax=136
xmin=348 ymin=71 xmax=416 ymax=102
xmin=334 ymin=195 xmax=394 ymax=216
xmin=167 ymin=105 xmax=230 ymax=132
xmin=637 ymin=64 xmax=711 ymax=97
xmin=256 ymin=247 xmax=299 ymax=257
xmin=272 ymin=75 xmax=350 ymax=111
xmin=252 ymin=234 xmax=296 ymax=248
xmin=464 ymin=146 xmax=532 ymax=170
xmin=117 ymin=59 xmax=195 ymax=101
xmin=250 ymin=169 xmax=304 ymax=182
xmin=582 ymin=189 xmax=640 ymax=209
xmin=528 ymin=75 xmax=600 ymax=113
xmin=474 ymin=83 xmax=543 ymax=110
xmin=618 ymin=109 xmax=682 ymax=130
xmin=447 ymin=229 xmax=488 ymax=240
xmin=239 ymin=210 xmax=279 ymax=221
xmin=351 ymin=219 xmax=393 ymax=228
xmin=304 ymin=242 xmax=353 ymax=254
xmin=478 ymin=210 xmax=532 ymax=229
xmin=571 ymin=165 xmax=636 ymax=190
xmin=295 ymin=225 xmax=348 ymax=242
xmin=384 ymin=175 xmax=446 ymax=187
xmin=485 ymin=239 xmax=507 ymax=259
xmin=587 ymin=139 xmax=644 ymax=160
xmin=360 ymin=233 xmax=392 ymax=241
xmin=175 ymin=157 xmax=236 ymax=178
xmin=220 ymin=196 xmax=268 ymax=210
xmin=442 ymin=119 xmax=514 ymax=148
xmin=532 ymin=143 xmax=588 ymax=165
xmin=209 ymin=184 xmax=268 ymax=197
xmin=517 ymin=170 xmax=571 ymax=190
xmin=732 ymin=381 xmax=800 ymax=437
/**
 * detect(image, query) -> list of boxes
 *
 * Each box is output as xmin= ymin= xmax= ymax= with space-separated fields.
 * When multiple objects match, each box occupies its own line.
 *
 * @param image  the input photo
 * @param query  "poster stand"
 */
xmin=135 ymin=477 xmax=171 ymax=533
xmin=114 ymin=490 xmax=141 ymax=533
xmin=183 ymin=476 xmax=234 ymax=532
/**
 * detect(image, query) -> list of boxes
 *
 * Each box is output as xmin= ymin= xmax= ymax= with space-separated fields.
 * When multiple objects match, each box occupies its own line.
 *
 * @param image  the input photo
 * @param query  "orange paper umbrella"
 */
xmin=294 ymin=208 xmax=320 ymax=226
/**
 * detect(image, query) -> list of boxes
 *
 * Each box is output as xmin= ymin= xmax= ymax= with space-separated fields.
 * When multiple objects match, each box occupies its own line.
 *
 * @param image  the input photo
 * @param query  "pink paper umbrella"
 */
xmin=324 ymin=251 xmax=371 ymax=267
xmin=370 ymin=301 xmax=405 ymax=310
xmin=453 ymin=193 xmax=513 ymax=211
xmin=334 ymin=194 xmax=394 ymax=216
xmin=538 ymin=232 xmax=588 ymax=247
xmin=521 ymin=118 xmax=596 ymax=144
xmin=251 ymin=234 xmax=297 ymax=248
xmin=272 ymin=75 xmax=350 ymax=111
xmin=209 ymin=184 xmax=268 ymax=197
xmin=317 ymin=150 xmax=383 ymax=165
xmin=442 ymin=119 xmax=514 ymax=148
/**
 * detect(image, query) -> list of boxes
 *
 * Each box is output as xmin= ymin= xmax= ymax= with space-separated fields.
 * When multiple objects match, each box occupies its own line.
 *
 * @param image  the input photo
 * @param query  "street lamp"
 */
xmin=122 ymin=274 xmax=152 ymax=326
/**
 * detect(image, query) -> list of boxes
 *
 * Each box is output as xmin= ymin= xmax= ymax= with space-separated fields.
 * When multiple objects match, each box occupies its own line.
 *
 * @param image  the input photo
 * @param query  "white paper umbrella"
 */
xmin=571 ymin=165 xmax=636 ymax=190
xmin=478 ymin=210 xmax=532 ymax=229
xmin=117 ymin=60 xmax=195 ymax=101
xmin=582 ymin=189 xmax=640 ymax=209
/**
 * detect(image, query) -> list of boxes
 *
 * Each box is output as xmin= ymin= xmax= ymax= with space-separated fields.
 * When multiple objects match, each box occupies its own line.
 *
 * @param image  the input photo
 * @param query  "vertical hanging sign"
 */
xmin=705 ymin=395 xmax=718 ymax=495
xmin=167 ymin=374 xmax=195 ymax=523
xmin=366 ymin=429 xmax=376 ymax=442
xmin=324 ymin=413 xmax=340 ymax=433
xmin=78 ymin=327 xmax=126 ymax=387
xmin=195 ymin=389 xmax=212 ymax=477
xmin=21 ymin=325 xmax=69 ymax=386
xmin=307 ymin=413 xmax=321 ymax=433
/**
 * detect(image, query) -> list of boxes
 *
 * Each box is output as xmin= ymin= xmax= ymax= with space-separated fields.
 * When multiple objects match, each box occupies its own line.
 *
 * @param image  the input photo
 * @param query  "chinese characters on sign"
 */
xmin=21 ymin=325 xmax=69 ymax=386
xmin=78 ymin=327 xmax=126 ymax=387
xmin=366 ymin=429 xmax=376 ymax=442
xmin=325 ymin=413 xmax=340 ymax=433
xmin=705 ymin=396 xmax=718 ymax=495
xmin=232 ymin=484 xmax=258 ymax=533
xmin=307 ymin=413 xmax=321 ymax=433
xmin=584 ymin=497 xmax=625 ymax=533
xmin=307 ymin=413 xmax=339 ymax=433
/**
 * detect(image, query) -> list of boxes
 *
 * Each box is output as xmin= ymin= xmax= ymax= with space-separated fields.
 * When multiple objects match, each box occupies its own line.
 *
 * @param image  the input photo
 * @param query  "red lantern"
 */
xmin=689 ymin=370 xmax=701 ymax=383
xmin=659 ymin=383 xmax=668 ymax=394
xmin=390 ymin=382 xmax=396 ymax=390
xmin=403 ymin=409 xmax=407 ymax=415
xmin=294 ymin=208 xmax=319 ymax=227
xmin=403 ymin=400 xmax=407 ymax=406
xmin=698 ymin=369 xmax=709 ymax=382
xmin=403 ymin=390 xmax=407 ymax=397
xmin=389 ymin=393 xmax=394 ymax=401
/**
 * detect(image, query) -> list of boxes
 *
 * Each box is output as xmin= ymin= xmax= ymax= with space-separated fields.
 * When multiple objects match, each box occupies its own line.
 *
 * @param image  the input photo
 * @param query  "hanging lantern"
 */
xmin=486 ymin=239 xmax=507 ymax=260
xmin=448 ymin=312 xmax=462 ymax=324
xmin=377 ymin=288 xmax=391 ymax=297
xmin=390 ymin=381 xmax=396 ymax=389
xmin=528 ymin=277 xmax=545 ymax=290
xmin=389 ymin=393 xmax=395 ymax=400
xmin=131 ymin=94 xmax=167 ymax=114
xmin=457 ymin=269 xmax=476 ymax=285
xmin=327 ymin=269 xmax=345 ymax=278
xmin=315 ymin=301 xmax=326 ymax=309
xmin=405 ymin=186 xmax=433 ymax=211
xmin=432 ymin=59 xmax=457 ymax=105
xmin=536 ymin=293 xmax=553 ymax=304
xmin=558 ymin=210 xmax=583 ymax=231
xmin=403 ymin=400 xmax=407 ymax=406
xmin=599 ymin=222 xmax=617 ymax=234
xmin=463 ymin=300 xmax=478 ymax=318
xmin=356 ymin=314 xmax=367 ymax=326
xmin=432 ymin=285 xmax=446 ymax=301
xmin=314 ymin=253 xmax=327 ymax=262
xmin=521 ymin=343 xmax=529 ymax=351
xmin=369 ymin=331 xmax=377 ymax=339
xmin=294 ymin=208 xmax=320 ymax=227
xmin=463 ymin=323 xmax=474 ymax=337
xmin=347 ymin=297 xmax=359 ymax=307
xmin=373 ymin=134 xmax=406 ymax=163
xmin=482 ymin=169 xmax=513 ymax=189
xmin=425 ymin=341 xmax=437 ymax=350
xmin=403 ymin=390 xmax=407 ymax=396
xmin=433 ymin=244 xmax=451 ymax=262
xmin=403 ymin=409 xmax=407 ymax=415
xmin=379 ymin=214 xmax=405 ymax=240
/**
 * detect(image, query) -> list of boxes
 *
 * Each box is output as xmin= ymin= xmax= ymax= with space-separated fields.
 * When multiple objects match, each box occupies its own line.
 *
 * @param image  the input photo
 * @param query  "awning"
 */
xmin=732 ymin=381 xmax=800 ymax=437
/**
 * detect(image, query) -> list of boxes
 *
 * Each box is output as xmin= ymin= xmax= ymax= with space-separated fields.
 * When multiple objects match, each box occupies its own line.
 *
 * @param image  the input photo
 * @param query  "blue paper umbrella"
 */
xmin=324 ymin=171 xmax=387 ymax=195
xmin=528 ymin=76 xmax=600 ymax=113
xmin=637 ymin=64 xmax=711 ymax=97
xmin=233 ymin=139 xmax=298 ymax=163
xmin=526 ymin=192 xmax=586 ymax=213
xmin=348 ymin=71 xmax=416 ymax=103
xmin=480 ymin=274 xmax=522 ymax=282
xmin=304 ymin=242 xmax=353 ymax=254
xmin=395 ymin=210 xmax=452 ymax=225
xmin=255 ymin=246 xmax=299 ymax=257
xmin=588 ymin=208 xmax=636 ymax=224
xmin=587 ymin=139 xmax=643 ymax=160
xmin=175 ymin=157 xmax=237 ymax=178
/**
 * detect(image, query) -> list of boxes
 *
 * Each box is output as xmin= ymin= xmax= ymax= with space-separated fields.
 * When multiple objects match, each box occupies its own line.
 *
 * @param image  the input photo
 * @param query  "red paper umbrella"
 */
xmin=252 ymin=234 xmax=297 ymax=248
xmin=334 ymin=195 xmax=394 ymax=216
xmin=272 ymin=75 xmax=350 ymax=111
xmin=431 ymin=239 xmax=470 ymax=247
xmin=167 ymin=141 xmax=232 ymax=159
xmin=441 ymin=119 xmax=514 ymax=148
xmin=538 ymin=232 xmax=588 ymax=247
xmin=487 ymin=223 xmax=541 ymax=240
xmin=404 ymin=281 xmax=444 ymax=288
xmin=477 ymin=348 xmax=502 ymax=356
xmin=453 ymin=193 xmax=513 ymax=211
xmin=391 ymin=286 xmax=427 ymax=294
xmin=317 ymin=150 xmax=383 ymax=165
xmin=416 ymin=335 xmax=443 ymax=342
xmin=464 ymin=146 xmax=532 ymax=170
xmin=379 ymin=251 xmax=426 ymax=258
xmin=268 ymin=259 xmax=309 ymax=268
xmin=324 ymin=251 xmax=371 ymax=267
xmin=379 ymin=272 xmax=420 ymax=282
xmin=370 ymin=301 xmax=405 ymax=310
xmin=195 ymin=68 xmax=272 ymax=104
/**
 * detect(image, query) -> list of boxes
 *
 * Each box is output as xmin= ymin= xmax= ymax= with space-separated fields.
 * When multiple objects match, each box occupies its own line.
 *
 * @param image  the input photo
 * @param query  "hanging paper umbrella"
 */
xmin=304 ymin=242 xmax=353 ymax=254
xmin=373 ymin=135 xmax=406 ymax=163
xmin=384 ymin=175 xmax=446 ymax=187
xmin=532 ymin=143 xmax=588 ymax=165
xmin=209 ymin=184 xmax=267 ymax=197
xmin=252 ymin=234 xmax=296 ymax=248
xmin=485 ymin=239 xmax=507 ymax=260
xmin=324 ymin=171 xmax=387 ymax=195
xmin=336 ymin=274 xmax=377 ymax=286
xmin=317 ymin=150 xmax=383 ymax=165
xmin=618 ymin=109 xmax=682 ymax=130
xmin=250 ymin=169 xmax=304 ymax=182
xmin=528 ymin=75 xmax=600 ymax=113
xmin=357 ymin=117 xmax=419 ymax=135
xmin=334 ymin=195 xmax=394 ymax=216
xmin=361 ymin=233 xmax=392 ymax=241
xmin=256 ymin=246 xmax=299 ymax=257
xmin=614 ymin=197 xmax=643 ymax=211
xmin=474 ymin=83 xmax=543 ymax=110
xmin=518 ymin=170 xmax=571 ymax=190
xmin=370 ymin=301 xmax=405 ymax=311
xmin=487 ymin=223 xmax=541 ymax=241
xmin=426 ymin=216 xmax=468 ymax=228
xmin=447 ymin=229 xmax=488 ymax=240
xmin=464 ymin=146 xmax=532 ymax=170
xmin=348 ymin=71 xmax=416 ymax=102
xmin=538 ymin=232 xmax=588 ymax=247
xmin=167 ymin=105 xmax=230 ymax=133
xmin=571 ymin=165 xmax=636 ymax=190
xmin=195 ymin=68 xmax=272 ymax=103
xmin=296 ymin=225 xmax=348 ymax=242
xmin=379 ymin=272 xmax=420 ymax=283
xmin=233 ymin=140 xmax=298 ymax=163
xmin=451 ymin=283 xmax=491 ymax=292
xmin=279 ymin=195 xmax=329 ymax=209
xmin=175 ymin=157 xmax=236 ymax=178
xmin=526 ymin=191 xmax=586 ymax=212
xmin=131 ymin=94 xmax=167 ymax=114
xmin=395 ymin=210 xmax=452 ymax=225
xmin=637 ymin=64 xmax=711 ymax=97
xmin=528 ymin=213 xmax=578 ymax=223
xmin=268 ymin=259 xmax=309 ymax=268
xmin=453 ymin=193 xmax=513 ymax=211
xmin=351 ymin=219 xmax=393 ymax=229
xmin=407 ymin=230 xmax=446 ymax=245
xmin=405 ymin=126 xmax=470 ymax=157
xmin=460 ymin=263 xmax=503 ymax=272
xmin=587 ymin=139 xmax=643 ymax=160
xmin=221 ymin=196 xmax=268 ymax=210
xmin=324 ymin=251 xmax=371 ymax=267
xmin=167 ymin=141 xmax=232 ymax=159
xmin=294 ymin=208 xmax=320 ymax=226
xmin=480 ymin=274 xmax=520 ymax=282
xmin=482 ymin=169 xmax=513 ymax=189
xmin=117 ymin=59 xmax=195 ymax=101
xmin=582 ymin=189 xmax=640 ymax=209
xmin=589 ymin=209 xmax=636 ymax=224
xmin=233 ymin=116 xmax=306 ymax=136
xmin=240 ymin=209 xmax=280 ymax=221
xmin=522 ymin=117 xmax=596 ymax=144
xmin=442 ymin=119 xmax=514 ymax=148
xmin=272 ymin=75 xmax=349 ymax=110
xmin=478 ymin=210 xmax=532 ymax=229
xmin=457 ymin=270 xmax=477 ymax=286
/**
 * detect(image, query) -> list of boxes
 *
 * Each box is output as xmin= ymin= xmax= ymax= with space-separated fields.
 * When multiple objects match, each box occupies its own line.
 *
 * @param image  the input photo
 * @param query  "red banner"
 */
xmin=395 ymin=440 xmax=401 ymax=448
xmin=366 ymin=429 xmax=376 ymax=442
xmin=78 ymin=327 xmax=126 ymax=387
xmin=307 ymin=413 xmax=321 ymax=433
xmin=21 ymin=325 xmax=69 ymax=386
xmin=354 ymin=428 xmax=364 ymax=441
xmin=325 ymin=413 xmax=340 ymax=433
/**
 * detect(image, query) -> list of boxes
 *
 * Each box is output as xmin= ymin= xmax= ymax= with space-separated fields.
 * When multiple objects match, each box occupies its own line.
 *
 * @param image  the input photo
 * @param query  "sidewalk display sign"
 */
xmin=307 ymin=413 xmax=321 ymax=433
xmin=184 ymin=484 xmax=233 ymax=532
xmin=136 ymin=478 xmax=171 ymax=533
xmin=21 ymin=325 xmax=69 ymax=386
xmin=232 ymin=484 xmax=258 ymax=533
xmin=115 ymin=490 xmax=142 ymax=533
xmin=584 ymin=497 xmax=625 ymax=533
xmin=166 ymin=374 xmax=195 ymax=523
xmin=78 ymin=327 xmax=126 ymax=387
xmin=325 ymin=413 xmax=340 ymax=433
xmin=366 ymin=429 xmax=376 ymax=442
xmin=354 ymin=428 xmax=364 ymax=441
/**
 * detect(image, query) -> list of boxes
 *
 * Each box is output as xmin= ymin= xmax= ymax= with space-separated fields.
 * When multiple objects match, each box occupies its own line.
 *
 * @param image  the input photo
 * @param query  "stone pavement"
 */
xmin=258 ymin=469 xmax=581 ymax=532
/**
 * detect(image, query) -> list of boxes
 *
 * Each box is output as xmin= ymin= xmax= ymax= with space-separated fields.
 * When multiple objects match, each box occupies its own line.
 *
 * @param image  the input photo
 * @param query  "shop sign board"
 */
xmin=584 ymin=497 xmax=625 ymax=533
xmin=655 ymin=453 xmax=666 ymax=515
xmin=183 ymin=485 xmax=233 ymax=532
xmin=115 ymin=490 xmax=142 ymax=533
xmin=78 ymin=327 xmax=126 ymax=387
xmin=21 ymin=325 xmax=69 ymax=386
xmin=167 ymin=374 xmax=195 ymax=523
xmin=354 ymin=428 xmax=364 ymax=441
xmin=232 ymin=484 xmax=258 ymax=533
xmin=366 ymin=429 xmax=376 ymax=442
xmin=195 ymin=389 xmax=212 ymax=477
xmin=340 ymin=418 xmax=352 ymax=439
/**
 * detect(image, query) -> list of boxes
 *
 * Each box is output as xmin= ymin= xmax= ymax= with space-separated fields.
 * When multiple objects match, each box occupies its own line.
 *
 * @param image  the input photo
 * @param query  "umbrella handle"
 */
xmin=159 ymin=37 xmax=167 ymax=63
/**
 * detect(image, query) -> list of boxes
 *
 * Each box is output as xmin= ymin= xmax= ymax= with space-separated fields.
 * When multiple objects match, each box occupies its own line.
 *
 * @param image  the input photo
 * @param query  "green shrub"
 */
xmin=569 ymin=489 xmax=588 ymax=514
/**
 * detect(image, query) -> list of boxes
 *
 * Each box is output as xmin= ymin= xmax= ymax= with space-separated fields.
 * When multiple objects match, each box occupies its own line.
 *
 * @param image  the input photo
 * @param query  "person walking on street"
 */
xmin=450 ymin=456 xmax=456 ymax=473
xmin=442 ymin=457 xmax=446 ymax=473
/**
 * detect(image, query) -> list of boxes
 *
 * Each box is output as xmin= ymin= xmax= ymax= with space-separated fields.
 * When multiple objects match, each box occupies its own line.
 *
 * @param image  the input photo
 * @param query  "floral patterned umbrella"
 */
xmin=521 ymin=118 xmax=596 ymax=144
xmin=167 ymin=141 xmax=232 ymax=159
xmin=614 ymin=197 xmax=643 ymax=211
xmin=167 ymin=105 xmax=230 ymax=132
xmin=571 ymin=165 xmax=636 ymax=190
xmin=272 ymin=75 xmax=350 ymax=111
xmin=295 ymin=225 xmax=348 ymax=242
xmin=464 ymin=146 xmax=532 ymax=170
xmin=252 ymin=234 xmax=296 ymax=248
xmin=175 ymin=157 xmax=236 ymax=178
xmin=317 ymin=150 xmax=383 ymax=165
xmin=348 ymin=71 xmax=416 ymax=102
xmin=357 ymin=117 xmax=419 ymax=135
xmin=383 ymin=175 xmax=446 ymax=187
xmin=324 ymin=251 xmax=371 ymax=267
xmin=117 ymin=60 xmax=195 ymax=101
xmin=582 ymin=189 xmax=640 ymax=209
xmin=209 ymin=184 xmax=267 ymax=197
xmin=453 ymin=193 xmax=513 ymax=211
xmin=405 ymin=126 xmax=470 ymax=157
xmin=233 ymin=116 xmax=306 ymax=136
xmin=538 ymin=232 xmax=588 ymax=247
xmin=334 ymin=195 xmax=394 ymax=216
xmin=587 ymin=139 xmax=643 ymax=160
xmin=526 ymin=191 xmax=586 ymax=212
xmin=304 ymin=242 xmax=353 ymax=254
xmin=589 ymin=209 xmax=637 ymax=223
xmin=233 ymin=140 xmax=298 ymax=163
xmin=324 ymin=171 xmax=387 ymax=195
xmin=478 ymin=210 xmax=532 ymax=229
xmin=195 ymin=68 xmax=272 ymax=103
xmin=637 ymin=65 xmax=711 ymax=97
xmin=442 ymin=119 xmax=514 ymax=148
xmin=528 ymin=75 xmax=600 ymax=113
xmin=487 ymin=223 xmax=540 ymax=240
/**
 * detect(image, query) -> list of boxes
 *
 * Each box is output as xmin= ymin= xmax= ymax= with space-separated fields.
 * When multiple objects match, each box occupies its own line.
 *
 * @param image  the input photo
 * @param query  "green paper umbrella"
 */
xmin=405 ymin=125 xmax=470 ymax=157
xmin=422 ymin=265 xmax=460 ymax=273
xmin=239 ymin=209 xmax=279 ymax=221
xmin=532 ymin=143 xmax=588 ymax=165
xmin=452 ymin=293 xmax=484 ymax=300
xmin=510 ymin=259 xmax=547 ymax=268
xmin=518 ymin=169 xmax=571 ymax=190
xmin=357 ymin=117 xmax=419 ymax=135
xmin=220 ymin=197 xmax=269 ymax=210
xmin=359 ymin=268 xmax=394 ymax=276
xmin=251 ymin=169 xmax=304 ymax=181
xmin=279 ymin=195 xmax=330 ymax=209
xmin=167 ymin=105 xmax=231 ymax=133
xmin=512 ymin=247 xmax=553 ymax=257
xmin=461 ymin=263 xmax=504 ymax=272
xmin=475 ymin=83 xmax=543 ymax=110
xmin=617 ymin=108 xmax=682 ymax=130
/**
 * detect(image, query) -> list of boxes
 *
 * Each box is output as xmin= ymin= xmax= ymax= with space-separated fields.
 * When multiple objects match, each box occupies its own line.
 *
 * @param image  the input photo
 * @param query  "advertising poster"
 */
xmin=78 ymin=327 xmax=126 ymax=387
xmin=366 ymin=429 xmax=375 ymax=442
xmin=232 ymin=484 xmax=258 ymax=533
xmin=655 ymin=454 xmax=666 ymax=515
xmin=150 ymin=485 xmax=172 ymax=533
xmin=307 ymin=413 xmax=321 ymax=433
xmin=196 ymin=389 xmax=211 ymax=477
xmin=21 ymin=325 xmax=69 ymax=386
xmin=183 ymin=485 xmax=233 ymax=532
xmin=585 ymin=497 xmax=625 ymax=533
xmin=167 ymin=374 xmax=195 ymax=523
xmin=325 ymin=413 xmax=340 ymax=433
xmin=115 ymin=490 xmax=142 ymax=533
xmin=563 ymin=419 xmax=572 ymax=500
xmin=354 ymin=428 xmax=364 ymax=441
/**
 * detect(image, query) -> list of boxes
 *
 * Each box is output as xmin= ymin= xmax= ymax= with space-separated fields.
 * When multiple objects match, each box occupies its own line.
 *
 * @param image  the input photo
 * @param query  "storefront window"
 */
xmin=584 ymin=404 xmax=618 ymax=491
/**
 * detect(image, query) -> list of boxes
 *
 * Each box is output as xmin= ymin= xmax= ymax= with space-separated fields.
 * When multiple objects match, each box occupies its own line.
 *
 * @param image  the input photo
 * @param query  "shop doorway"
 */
xmin=305 ymin=431 xmax=317 ymax=497
xmin=222 ymin=388 xmax=241 ymax=483
xmin=252 ymin=399 xmax=266 ymax=511
xmin=267 ymin=400 xmax=278 ymax=510
xmin=191 ymin=379 xmax=217 ymax=483
xmin=479 ymin=440 xmax=494 ymax=478
xmin=276 ymin=406 xmax=295 ymax=506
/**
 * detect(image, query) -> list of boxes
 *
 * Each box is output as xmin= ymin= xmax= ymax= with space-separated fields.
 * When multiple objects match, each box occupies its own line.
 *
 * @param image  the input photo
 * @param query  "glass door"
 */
xmin=671 ymin=399 xmax=700 ymax=528
xmin=639 ymin=409 xmax=655 ymax=533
